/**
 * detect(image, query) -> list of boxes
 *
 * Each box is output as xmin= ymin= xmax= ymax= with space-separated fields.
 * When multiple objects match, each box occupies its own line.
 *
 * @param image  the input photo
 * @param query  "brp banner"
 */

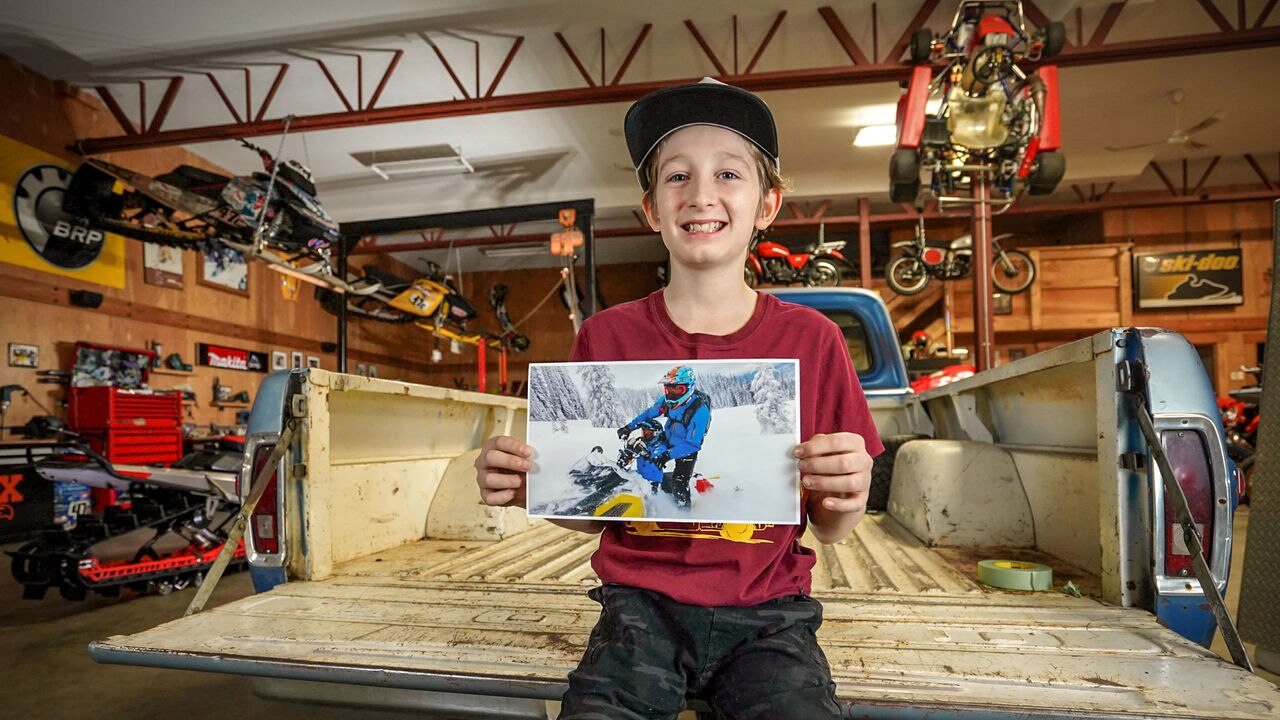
xmin=0 ymin=135 xmax=126 ymax=288
xmin=197 ymin=343 xmax=269 ymax=373
xmin=1132 ymin=248 xmax=1244 ymax=310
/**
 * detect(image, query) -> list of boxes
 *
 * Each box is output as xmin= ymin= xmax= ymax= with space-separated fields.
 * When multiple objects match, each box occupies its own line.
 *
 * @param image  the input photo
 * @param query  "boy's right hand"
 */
xmin=474 ymin=435 xmax=532 ymax=508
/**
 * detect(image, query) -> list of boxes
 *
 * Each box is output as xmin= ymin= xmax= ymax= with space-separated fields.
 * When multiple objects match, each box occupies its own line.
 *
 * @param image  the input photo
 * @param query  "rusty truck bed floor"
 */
xmin=92 ymin=515 xmax=1280 ymax=718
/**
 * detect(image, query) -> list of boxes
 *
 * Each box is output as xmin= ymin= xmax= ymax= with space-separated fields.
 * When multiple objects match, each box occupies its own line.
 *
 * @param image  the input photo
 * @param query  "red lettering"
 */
xmin=0 ymin=474 xmax=24 ymax=504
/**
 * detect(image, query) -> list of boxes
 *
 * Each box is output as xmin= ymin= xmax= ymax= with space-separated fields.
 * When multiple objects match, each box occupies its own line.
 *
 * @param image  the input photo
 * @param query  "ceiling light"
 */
xmin=479 ymin=243 xmax=546 ymax=258
xmin=853 ymin=125 xmax=898 ymax=147
xmin=351 ymin=144 xmax=474 ymax=179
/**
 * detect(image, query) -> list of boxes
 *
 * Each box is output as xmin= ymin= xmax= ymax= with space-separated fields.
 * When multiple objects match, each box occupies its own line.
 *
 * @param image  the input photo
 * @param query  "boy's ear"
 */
xmin=755 ymin=187 xmax=783 ymax=230
xmin=642 ymin=196 xmax=661 ymax=231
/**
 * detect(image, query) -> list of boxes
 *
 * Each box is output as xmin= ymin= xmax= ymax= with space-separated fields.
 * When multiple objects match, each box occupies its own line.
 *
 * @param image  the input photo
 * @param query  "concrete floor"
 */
xmin=2 ymin=507 xmax=1276 ymax=720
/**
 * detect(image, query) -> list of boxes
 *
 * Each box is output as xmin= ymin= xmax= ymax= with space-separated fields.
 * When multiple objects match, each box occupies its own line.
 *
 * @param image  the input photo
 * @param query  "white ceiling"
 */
xmin=1 ymin=0 xmax=1277 ymax=273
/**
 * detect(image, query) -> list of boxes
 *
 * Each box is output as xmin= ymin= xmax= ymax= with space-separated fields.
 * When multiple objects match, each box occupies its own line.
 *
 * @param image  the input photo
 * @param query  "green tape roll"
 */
xmin=977 ymin=559 xmax=1054 ymax=591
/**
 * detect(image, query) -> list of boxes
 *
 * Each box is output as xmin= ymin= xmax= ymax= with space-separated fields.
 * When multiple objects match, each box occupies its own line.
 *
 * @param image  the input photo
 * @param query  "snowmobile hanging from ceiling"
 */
xmin=62 ymin=127 xmax=379 ymax=296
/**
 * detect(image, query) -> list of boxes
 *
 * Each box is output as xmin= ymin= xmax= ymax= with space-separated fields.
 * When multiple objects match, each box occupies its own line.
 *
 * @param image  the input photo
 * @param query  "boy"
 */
xmin=617 ymin=364 xmax=712 ymax=508
xmin=475 ymin=78 xmax=882 ymax=719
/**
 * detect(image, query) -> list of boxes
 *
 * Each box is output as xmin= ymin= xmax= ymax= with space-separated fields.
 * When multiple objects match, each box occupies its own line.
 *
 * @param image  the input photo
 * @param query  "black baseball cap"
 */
xmin=624 ymin=77 xmax=779 ymax=191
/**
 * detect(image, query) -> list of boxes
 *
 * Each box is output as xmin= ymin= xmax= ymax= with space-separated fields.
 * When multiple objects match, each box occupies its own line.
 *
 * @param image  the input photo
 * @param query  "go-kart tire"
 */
xmin=868 ymin=434 xmax=925 ymax=512
xmin=886 ymin=255 xmax=930 ymax=295
xmin=890 ymin=180 xmax=921 ymax=204
xmin=991 ymin=249 xmax=1037 ymax=294
xmin=890 ymin=148 xmax=920 ymax=184
xmin=909 ymin=28 xmax=934 ymax=63
xmin=805 ymin=258 xmax=842 ymax=287
xmin=1028 ymin=152 xmax=1066 ymax=195
xmin=1042 ymin=21 xmax=1066 ymax=57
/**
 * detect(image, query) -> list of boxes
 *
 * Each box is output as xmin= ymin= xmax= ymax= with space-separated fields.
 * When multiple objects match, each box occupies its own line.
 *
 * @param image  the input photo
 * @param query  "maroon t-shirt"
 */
xmin=569 ymin=290 xmax=884 ymax=607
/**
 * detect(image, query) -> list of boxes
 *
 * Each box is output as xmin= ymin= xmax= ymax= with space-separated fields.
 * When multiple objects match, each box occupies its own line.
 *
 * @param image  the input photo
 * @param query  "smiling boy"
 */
xmin=475 ymin=78 xmax=883 ymax=719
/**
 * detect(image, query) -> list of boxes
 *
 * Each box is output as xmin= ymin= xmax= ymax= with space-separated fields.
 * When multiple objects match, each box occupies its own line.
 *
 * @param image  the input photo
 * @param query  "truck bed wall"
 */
xmin=884 ymin=335 xmax=1110 ymax=585
xmin=290 ymin=371 xmax=528 ymax=581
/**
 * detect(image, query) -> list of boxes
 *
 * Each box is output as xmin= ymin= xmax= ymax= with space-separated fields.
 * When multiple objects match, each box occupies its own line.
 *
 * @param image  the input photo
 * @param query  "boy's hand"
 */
xmin=794 ymin=432 xmax=873 ymax=544
xmin=474 ymin=435 xmax=532 ymax=508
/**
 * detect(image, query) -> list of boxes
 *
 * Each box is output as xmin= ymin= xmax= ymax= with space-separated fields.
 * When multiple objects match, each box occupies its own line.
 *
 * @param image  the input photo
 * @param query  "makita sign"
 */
xmin=197 ymin=343 xmax=268 ymax=373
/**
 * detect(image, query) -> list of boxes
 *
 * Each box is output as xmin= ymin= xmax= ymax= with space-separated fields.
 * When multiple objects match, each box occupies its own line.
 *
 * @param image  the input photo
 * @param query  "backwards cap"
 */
xmin=623 ymin=77 xmax=779 ymax=191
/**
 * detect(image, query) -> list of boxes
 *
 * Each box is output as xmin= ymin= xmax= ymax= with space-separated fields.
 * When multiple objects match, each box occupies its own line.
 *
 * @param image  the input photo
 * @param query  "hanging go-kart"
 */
xmin=890 ymin=1 xmax=1066 ymax=207
xmin=62 ymin=138 xmax=378 ymax=296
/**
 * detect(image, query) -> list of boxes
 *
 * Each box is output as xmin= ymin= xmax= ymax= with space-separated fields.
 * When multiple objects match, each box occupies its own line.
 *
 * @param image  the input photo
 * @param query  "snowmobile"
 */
xmin=6 ymin=438 xmax=245 ymax=600
xmin=533 ymin=445 xmax=652 ymax=519
xmin=62 ymin=139 xmax=379 ymax=296
xmin=315 ymin=262 xmax=530 ymax=352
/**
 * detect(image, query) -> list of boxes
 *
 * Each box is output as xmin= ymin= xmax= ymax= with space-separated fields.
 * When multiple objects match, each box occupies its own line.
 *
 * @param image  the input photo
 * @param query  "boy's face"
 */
xmin=642 ymin=125 xmax=781 ymax=274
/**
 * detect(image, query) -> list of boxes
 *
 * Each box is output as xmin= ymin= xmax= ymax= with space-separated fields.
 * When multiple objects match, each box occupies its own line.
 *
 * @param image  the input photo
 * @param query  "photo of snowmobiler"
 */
xmin=526 ymin=359 xmax=800 ymax=524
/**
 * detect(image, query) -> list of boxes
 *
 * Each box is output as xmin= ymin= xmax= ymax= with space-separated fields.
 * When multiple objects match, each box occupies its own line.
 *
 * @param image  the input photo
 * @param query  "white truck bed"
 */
xmin=91 ymin=515 xmax=1279 ymax=718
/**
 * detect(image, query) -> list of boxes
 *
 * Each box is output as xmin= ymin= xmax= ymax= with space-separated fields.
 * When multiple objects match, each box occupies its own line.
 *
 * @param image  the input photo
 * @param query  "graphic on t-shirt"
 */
xmin=526 ymin=358 xmax=801 ymax=524
xmin=623 ymin=521 xmax=776 ymax=544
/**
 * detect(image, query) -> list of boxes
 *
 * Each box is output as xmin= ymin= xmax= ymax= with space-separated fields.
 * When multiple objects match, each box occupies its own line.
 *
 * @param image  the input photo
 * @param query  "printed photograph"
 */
xmin=526 ymin=359 xmax=800 ymax=524
xmin=271 ymin=350 xmax=287 ymax=371
xmin=200 ymin=244 xmax=249 ymax=294
xmin=143 ymin=244 xmax=184 ymax=289
xmin=8 ymin=342 xmax=39 ymax=368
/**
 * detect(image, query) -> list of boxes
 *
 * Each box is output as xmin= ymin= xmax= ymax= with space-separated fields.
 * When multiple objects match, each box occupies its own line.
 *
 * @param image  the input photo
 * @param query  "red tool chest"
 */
xmin=68 ymin=387 xmax=183 ymax=465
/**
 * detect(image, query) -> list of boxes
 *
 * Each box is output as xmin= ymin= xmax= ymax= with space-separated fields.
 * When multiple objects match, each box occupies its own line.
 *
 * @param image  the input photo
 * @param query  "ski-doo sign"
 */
xmin=197 ymin=343 xmax=268 ymax=373
xmin=1133 ymin=248 xmax=1244 ymax=309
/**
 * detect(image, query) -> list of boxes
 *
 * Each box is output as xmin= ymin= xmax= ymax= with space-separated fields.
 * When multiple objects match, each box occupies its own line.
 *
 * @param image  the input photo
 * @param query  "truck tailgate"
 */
xmin=91 ymin=517 xmax=1280 ymax=718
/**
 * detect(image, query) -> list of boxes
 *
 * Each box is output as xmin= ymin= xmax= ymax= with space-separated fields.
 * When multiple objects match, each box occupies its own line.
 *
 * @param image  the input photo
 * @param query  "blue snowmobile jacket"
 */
xmin=627 ymin=390 xmax=711 ymax=462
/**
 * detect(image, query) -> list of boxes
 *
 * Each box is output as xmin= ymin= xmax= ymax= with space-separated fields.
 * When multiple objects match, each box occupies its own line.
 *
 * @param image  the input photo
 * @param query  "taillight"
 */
xmin=1161 ymin=430 xmax=1213 ymax=578
xmin=248 ymin=443 xmax=280 ymax=555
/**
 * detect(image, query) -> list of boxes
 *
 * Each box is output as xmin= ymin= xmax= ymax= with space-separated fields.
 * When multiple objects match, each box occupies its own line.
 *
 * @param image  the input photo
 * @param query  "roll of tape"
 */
xmin=977 ymin=559 xmax=1054 ymax=591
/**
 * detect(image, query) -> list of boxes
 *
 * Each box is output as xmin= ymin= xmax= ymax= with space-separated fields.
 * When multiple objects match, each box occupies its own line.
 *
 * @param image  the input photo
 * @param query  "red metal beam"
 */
xmin=1089 ymin=2 xmax=1127 ymax=46
xmin=255 ymin=65 xmax=290 ymax=121
xmin=1257 ymin=0 xmax=1278 ymax=29
xmin=1191 ymin=156 xmax=1221 ymax=194
xmin=75 ymin=25 xmax=1280 ymax=154
xmin=206 ymin=72 xmax=244 ymax=123
xmin=1148 ymin=161 xmax=1179 ymax=196
xmin=148 ymin=77 xmax=184 ymax=134
xmin=93 ymin=86 xmax=138 ymax=135
xmin=1243 ymin=153 xmax=1278 ymax=190
xmin=1196 ymin=0 xmax=1235 ymax=32
xmin=886 ymin=0 xmax=942 ymax=61
xmin=366 ymin=50 xmax=403 ymax=109
xmin=684 ymin=19 xmax=728 ymax=76
xmin=426 ymin=35 xmax=472 ymax=98
xmin=555 ymin=31 xmax=596 ymax=87
xmin=485 ymin=37 xmax=525 ymax=98
xmin=744 ymin=12 xmax=787 ymax=74
xmin=819 ymin=6 xmax=870 ymax=65
xmin=611 ymin=24 xmax=652 ymax=85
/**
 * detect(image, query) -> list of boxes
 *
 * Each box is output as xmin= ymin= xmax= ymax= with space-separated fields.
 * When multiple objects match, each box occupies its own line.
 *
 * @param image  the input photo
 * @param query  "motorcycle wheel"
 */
xmin=805 ymin=258 xmax=842 ymax=287
xmin=991 ymin=249 xmax=1036 ymax=294
xmin=744 ymin=263 xmax=759 ymax=288
xmin=886 ymin=256 xmax=930 ymax=295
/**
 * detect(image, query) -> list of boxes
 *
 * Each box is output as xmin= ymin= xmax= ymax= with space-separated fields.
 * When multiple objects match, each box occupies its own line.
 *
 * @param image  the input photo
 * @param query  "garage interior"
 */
xmin=1 ymin=0 xmax=1278 ymax=717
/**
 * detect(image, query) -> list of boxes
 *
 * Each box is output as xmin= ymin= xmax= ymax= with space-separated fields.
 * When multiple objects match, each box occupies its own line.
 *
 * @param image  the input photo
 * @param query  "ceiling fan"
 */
xmin=1105 ymin=88 xmax=1225 ymax=152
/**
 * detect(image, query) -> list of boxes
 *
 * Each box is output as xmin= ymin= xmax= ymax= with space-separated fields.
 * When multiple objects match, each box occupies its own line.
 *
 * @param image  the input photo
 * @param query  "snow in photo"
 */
xmin=526 ymin=359 xmax=800 ymax=524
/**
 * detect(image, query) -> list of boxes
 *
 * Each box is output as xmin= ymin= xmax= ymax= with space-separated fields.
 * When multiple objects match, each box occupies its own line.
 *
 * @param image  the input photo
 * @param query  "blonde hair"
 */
xmin=640 ymin=133 xmax=791 ymax=210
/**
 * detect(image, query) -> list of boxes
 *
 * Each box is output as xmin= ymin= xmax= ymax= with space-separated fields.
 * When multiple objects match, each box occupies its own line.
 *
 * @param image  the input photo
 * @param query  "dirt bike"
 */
xmin=885 ymin=216 xmax=1035 ymax=295
xmin=62 ymin=136 xmax=377 ymax=296
xmin=744 ymin=229 xmax=847 ymax=288
xmin=1221 ymin=365 xmax=1261 ymax=504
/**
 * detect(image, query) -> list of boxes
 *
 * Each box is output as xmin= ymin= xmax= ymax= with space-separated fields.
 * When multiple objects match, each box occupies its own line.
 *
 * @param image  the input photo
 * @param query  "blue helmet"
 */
xmin=660 ymin=365 xmax=696 ymax=407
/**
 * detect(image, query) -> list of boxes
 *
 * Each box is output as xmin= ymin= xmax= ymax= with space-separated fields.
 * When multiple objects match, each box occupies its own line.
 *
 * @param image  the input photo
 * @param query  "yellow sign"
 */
xmin=0 ymin=135 xmax=126 ymax=288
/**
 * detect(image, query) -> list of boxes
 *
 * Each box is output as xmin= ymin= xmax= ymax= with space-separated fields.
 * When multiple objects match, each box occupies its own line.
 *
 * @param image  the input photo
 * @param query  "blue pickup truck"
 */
xmin=91 ymin=288 xmax=1279 ymax=718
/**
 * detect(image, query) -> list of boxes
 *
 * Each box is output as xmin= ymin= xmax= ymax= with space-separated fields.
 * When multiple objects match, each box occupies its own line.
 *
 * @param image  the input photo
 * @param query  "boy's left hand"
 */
xmin=794 ymin=432 xmax=873 ymax=515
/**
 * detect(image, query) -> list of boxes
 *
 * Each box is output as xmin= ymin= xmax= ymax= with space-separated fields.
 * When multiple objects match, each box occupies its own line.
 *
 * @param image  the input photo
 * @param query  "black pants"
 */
xmin=560 ymin=585 xmax=841 ymax=720
xmin=661 ymin=453 xmax=697 ymax=508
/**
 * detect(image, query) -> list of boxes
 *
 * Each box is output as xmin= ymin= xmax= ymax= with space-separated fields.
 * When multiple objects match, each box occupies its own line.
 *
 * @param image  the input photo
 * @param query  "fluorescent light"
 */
xmin=480 ymin=243 xmax=546 ymax=258
xmin=853 ymin=124 xmax=898 ymax=147
xmin=351 ymin=145 xmax=474 ymax=180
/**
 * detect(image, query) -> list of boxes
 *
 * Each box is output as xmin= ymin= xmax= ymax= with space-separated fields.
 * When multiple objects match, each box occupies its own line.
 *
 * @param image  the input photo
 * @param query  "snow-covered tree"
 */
xmin=750 ymin=366 xmax=794 ymax=434
xmin=577 ymin=364 xmax=626 ymax=427
xmin=528 ymin=365 xmax=587 ymax=422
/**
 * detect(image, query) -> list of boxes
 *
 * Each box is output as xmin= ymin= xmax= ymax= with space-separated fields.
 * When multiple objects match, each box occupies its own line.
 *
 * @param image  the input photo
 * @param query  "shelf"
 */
xmin=151 ymin=367 xmax=194 ymax=377
xmin=211 ymin=402 xmax=250 ymax=409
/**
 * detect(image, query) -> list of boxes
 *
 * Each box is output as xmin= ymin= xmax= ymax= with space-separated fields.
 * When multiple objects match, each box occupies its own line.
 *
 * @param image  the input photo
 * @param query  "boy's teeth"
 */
xmin=684 ymin=221 xmax=724 ymax=233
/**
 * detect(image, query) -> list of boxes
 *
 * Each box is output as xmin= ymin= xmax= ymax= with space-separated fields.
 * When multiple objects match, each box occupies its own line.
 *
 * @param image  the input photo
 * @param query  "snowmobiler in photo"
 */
xmin=616 ymin=365 xmax=712 ymax=509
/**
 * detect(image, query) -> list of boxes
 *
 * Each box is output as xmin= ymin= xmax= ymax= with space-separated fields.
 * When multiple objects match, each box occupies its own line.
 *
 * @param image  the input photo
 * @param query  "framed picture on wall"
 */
xmin=291 ymin=351 xmax=303 ymax=369
xmin=200 ymin=245 xmax=249 ymax=294
xmin=272 ymin=351 xmax=287 ymax=371
xmin=8 ymin=343 xmax=39 ymax=368
xmin=307 ymin=356 xmax=321 ymax=369
xmin=143 ymin=244 xmax=184 ymax=289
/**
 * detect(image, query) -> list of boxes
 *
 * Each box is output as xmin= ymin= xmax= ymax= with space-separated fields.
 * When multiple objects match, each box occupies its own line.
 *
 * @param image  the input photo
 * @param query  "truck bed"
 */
xmin=91 ymin=514 xmax=1279 ymax=718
